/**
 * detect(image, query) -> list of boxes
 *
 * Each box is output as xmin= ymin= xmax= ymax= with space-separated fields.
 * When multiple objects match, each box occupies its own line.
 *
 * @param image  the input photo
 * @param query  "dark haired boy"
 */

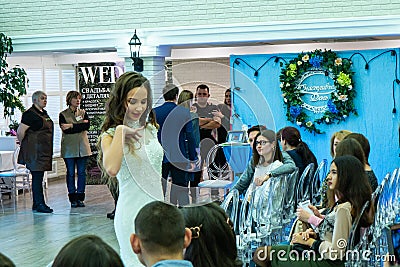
xmin=130 ymin=201 xmax=193 ymax=267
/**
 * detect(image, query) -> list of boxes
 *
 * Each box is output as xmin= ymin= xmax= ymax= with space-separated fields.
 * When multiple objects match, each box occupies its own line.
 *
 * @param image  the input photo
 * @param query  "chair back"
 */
xmin=311 ymin=159 xmax=327 ymax=205
xmin=283 ymin=168 xmax=298 ymax=217
xmin=238 ymin=182 xmax=255 ymax=237
xmin=221 ymin=189 xmax=239 ymax=232
xmin=295 ymin=163 xmax=315 ymax=205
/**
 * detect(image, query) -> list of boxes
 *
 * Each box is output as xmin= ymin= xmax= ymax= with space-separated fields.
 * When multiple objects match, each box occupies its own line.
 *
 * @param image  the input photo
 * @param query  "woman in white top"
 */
xmin=98 ymin=72 xmax=164 ymax=267
xmin=251 ymin=130 xmax=287 ymax=224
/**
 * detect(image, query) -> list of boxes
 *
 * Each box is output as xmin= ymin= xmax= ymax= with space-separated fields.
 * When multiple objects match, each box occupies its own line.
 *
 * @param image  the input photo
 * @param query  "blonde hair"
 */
xmin=178 ymin=90 xmax=194 ymax=110
xmin=330 ymin=130 xmax=352 ymax=157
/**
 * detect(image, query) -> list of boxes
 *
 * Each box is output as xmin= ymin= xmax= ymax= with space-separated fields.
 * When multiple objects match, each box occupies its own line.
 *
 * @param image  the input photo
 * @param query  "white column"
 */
xmin=124 ymin=56 xmax=166 ymax=106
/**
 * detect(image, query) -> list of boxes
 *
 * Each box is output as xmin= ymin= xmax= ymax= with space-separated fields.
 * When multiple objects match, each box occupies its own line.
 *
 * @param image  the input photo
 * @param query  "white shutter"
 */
xmin=26 ymin=69 xmax=43 ymax=94
xmin=62 ymin=69 xmax=76 ymax=92
xmin=45 ymin=69 xmax=59 ymax=92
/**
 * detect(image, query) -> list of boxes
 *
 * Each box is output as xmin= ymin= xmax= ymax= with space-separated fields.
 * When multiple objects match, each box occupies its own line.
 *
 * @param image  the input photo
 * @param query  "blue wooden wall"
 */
xmin=230 ymin=48 xmax=400 ymax=182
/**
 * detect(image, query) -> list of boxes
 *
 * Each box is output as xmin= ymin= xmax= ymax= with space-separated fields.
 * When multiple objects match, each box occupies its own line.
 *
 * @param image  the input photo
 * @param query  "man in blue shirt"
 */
xmin=131 ymin=201 xmax=193 ymax=267
xmin=153 ymin=84 xmax=197 ymax=206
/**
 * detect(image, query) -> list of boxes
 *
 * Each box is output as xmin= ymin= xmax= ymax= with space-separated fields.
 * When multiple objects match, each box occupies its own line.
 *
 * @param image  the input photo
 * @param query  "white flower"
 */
xmin=286 ymin=83 xmax=290 ymax=87
xmin=282 ymin=93 xmax=286 ymax=97
xmin=348 ymin=85 xmax=353 ymax=90
xmin=325 ymin=118 xmax=330 ymax=123
xmin=296 ymin=121 xmax=302 ymax=126
xmin=343 ymin=115 xmax=347 ymax=118
xmin=338 ymin=95 xmax=348 ymax=102
xmin=302 ymin=54 xmax=309 ymax=62
xmin=335 ymin=58 xmax=343 ymax=66
xmin=297 ymin=61 xmax=302 ymax=66
xmin=280 ymin=83 xmax=284 ymax=88
xmin=306 ymin=121 xmax=313 ymax=127
xmin=284 ymin=98 xmax=288 ymax=103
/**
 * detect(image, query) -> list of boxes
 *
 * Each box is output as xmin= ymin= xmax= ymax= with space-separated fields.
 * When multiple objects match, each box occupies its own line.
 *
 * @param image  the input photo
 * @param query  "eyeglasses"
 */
xmin=255 ymin=140 xmax=271 ymax=146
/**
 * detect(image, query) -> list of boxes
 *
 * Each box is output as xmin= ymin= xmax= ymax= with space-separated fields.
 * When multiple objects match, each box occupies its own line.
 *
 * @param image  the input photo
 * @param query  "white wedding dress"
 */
xmin=104 ymin=123 xmax=164 ymax=267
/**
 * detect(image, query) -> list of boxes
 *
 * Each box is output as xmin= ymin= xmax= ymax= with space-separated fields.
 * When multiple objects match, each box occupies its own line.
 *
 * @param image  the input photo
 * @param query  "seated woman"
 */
xmin=254 ymin=155 xmax=374 ymax=267
xmin=343 ymin=133 xmax=378 ymax=192
xmin=279 ymin=126 xmax=317 ymax=176
xmin=298 ymin=137 xmax=378 ymax=227
xmin=181 ymin=202 xmax=242 ymax=267
xmin=233 ymin=129 xmax=295 ymax=195
xmin=320 ymin=130 xmax=352 ymax=208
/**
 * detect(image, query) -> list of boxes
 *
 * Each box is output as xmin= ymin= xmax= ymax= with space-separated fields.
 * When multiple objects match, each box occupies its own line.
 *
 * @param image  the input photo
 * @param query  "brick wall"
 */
xmin=1 ymin=0 xmax=398 ymax=36
xmin=172 ymin=58 xmax=230 ymax=105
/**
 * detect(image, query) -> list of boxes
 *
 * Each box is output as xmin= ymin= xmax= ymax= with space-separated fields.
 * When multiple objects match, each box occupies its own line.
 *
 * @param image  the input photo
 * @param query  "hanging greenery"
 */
xmin=279 ymin=49 xmax=356 ymax=134
xmin=0 ymin=33 xmax=28 ymax=118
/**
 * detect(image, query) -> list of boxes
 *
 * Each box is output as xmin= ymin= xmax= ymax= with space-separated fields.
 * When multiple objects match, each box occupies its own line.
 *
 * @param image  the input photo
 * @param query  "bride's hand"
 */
xmin=117 ymin=125 xmax=143 ymax=142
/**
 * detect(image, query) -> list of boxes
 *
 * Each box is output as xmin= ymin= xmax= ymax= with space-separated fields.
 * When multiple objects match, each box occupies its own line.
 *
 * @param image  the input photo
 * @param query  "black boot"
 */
xmin=76 ymin=193 xmax=85 ymax=207
xmin=68 ymin=193 xmax=78 ymax=208
xmin=36 ymin=203 xmax=53 ymax=213
xmin=107 ymin=200 xmax=117 ymax=219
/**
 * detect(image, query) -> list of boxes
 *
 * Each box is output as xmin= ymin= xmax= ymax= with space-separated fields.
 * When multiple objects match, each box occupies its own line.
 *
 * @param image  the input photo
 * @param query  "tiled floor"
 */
xmin=0 ymin=172 xmax=229 ymax=267
xmin=0 ymin=179 xmax=117 ymax=267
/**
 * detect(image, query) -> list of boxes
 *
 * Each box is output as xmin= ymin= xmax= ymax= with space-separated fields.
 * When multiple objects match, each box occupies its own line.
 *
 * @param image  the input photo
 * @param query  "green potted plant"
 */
xmin=0 ymin=33 xmax=28 ymax=119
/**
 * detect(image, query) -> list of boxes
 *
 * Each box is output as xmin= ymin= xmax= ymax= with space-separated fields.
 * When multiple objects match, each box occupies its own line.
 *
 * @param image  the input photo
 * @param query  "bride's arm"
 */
xmin=101 ymin=125 xmax=126 ymax=177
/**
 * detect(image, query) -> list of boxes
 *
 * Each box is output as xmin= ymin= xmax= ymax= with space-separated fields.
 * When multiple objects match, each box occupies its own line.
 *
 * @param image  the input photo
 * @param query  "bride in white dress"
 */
xmin=99 ymin=72 xmax=164 ymax=267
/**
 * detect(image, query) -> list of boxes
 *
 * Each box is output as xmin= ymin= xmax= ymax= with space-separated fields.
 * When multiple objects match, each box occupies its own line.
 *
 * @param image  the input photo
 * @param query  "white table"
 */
xmin=0 ymin=136 xmax=17 ymax=151
xmin=0 ymin=150 xmax=14 ymax=171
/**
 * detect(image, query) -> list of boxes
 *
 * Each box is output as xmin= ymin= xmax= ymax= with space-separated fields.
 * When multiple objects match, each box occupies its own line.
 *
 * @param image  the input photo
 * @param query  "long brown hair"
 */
xmin=252 ymin=130 xmax=283 ymax=167
xmin=100 ymin=72 xmax=153 ymax=132
xmin=97 ymin=72 xmax=156 ymax=182
xmin=331 ymin=155 xmax=374 ymax=227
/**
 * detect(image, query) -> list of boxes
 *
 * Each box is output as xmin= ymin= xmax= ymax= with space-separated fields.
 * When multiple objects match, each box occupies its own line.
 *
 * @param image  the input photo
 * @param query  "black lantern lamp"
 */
xmin=129 ymin=30 xmax=144 ymax=72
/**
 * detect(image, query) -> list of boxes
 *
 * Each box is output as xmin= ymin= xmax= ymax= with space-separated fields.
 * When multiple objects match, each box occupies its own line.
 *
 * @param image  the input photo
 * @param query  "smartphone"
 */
xmin=387 ymin=223 xmax=400 ymax=264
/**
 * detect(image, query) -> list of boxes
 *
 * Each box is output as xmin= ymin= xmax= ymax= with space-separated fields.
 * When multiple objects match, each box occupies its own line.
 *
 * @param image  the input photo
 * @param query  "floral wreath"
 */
xmin=279 ymin=49 xmax=356 ymax=134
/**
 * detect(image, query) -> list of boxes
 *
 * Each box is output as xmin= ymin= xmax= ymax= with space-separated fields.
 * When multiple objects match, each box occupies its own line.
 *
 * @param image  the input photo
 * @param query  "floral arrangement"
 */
xmin=279 ymin=49 xmax=356 ymax=134
xmin=6 ymin=119 xmax=19 ymax=136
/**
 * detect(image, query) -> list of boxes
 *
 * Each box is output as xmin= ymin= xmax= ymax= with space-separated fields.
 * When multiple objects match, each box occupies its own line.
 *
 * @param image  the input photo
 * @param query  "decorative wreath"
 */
xmin=279 ymin=49 xmax=356 ymax=134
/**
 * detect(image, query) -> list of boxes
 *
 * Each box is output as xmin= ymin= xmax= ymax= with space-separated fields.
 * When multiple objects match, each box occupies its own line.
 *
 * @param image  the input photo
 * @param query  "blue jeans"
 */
xmin=64 ymin=157 xmax=88 ymax=194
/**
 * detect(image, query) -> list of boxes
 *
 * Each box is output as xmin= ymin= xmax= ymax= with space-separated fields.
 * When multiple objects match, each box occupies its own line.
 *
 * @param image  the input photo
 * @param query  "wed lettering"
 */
xmin=79 ymin=66 xmax=124 ymax=84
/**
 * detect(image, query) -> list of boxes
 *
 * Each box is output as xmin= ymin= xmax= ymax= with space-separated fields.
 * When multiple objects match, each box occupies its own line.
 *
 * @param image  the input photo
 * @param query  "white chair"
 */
xmin=0 ymin=177 xmax=16 ymax=213
xmin=198 ymin=144 xmax=233 ymax=201
xmin=0 ymin=146 xmax=31 ymax=200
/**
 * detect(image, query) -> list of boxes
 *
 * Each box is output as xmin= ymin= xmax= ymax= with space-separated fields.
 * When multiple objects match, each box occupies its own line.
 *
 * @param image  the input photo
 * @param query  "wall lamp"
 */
xmin=129 ymin=29 xmax=143 ymax=72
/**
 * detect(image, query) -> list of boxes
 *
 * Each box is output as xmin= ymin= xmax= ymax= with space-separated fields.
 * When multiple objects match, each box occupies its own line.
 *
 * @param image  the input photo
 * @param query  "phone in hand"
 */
xmin=298 ymin=200 xmax=314 ymax=215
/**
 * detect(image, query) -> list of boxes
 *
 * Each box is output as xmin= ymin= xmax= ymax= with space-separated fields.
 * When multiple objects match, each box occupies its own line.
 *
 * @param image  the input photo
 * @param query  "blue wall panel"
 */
xmin=230 ymin=48 xmax=400 ymax=182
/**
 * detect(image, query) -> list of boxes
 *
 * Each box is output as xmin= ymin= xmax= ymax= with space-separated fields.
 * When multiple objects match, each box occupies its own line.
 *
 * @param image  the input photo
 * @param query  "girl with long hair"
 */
xmin=98 ymin=72 xmax=163 ymax=267
xmin=181 ymin=202 xmax=242 ymax=267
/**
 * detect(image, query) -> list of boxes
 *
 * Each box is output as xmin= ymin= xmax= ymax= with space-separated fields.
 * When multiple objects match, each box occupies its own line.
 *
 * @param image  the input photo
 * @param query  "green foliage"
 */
xmin=0 ymin=33 xmax=28 ymax=118
xmin=279 ymin=49 xmax=356 ymax=134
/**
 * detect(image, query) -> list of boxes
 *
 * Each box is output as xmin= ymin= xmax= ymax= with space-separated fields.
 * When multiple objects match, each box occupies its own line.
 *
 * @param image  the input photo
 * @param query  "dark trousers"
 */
xmin=31 ymin=171 xmax=45 ymax=205
xmin=162 ymin=162 xmax=189 ymax=206
xmin=64 ymin=157 xmax=88 ymax=194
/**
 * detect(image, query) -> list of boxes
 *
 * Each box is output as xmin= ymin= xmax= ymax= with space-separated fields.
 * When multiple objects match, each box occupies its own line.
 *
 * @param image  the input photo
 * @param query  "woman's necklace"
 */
xmin=126 ymin=120 xmax=141 ymax=129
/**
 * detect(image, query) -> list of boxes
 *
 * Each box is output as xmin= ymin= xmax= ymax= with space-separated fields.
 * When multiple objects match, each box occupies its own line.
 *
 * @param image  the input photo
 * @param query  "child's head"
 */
xmin=131 ymin=201 xmax=191 ymax=266
xmin=181 ymin=202 xmax=241 ymax=267
xmin=52 ymin=235 xmax=123 ymax=267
